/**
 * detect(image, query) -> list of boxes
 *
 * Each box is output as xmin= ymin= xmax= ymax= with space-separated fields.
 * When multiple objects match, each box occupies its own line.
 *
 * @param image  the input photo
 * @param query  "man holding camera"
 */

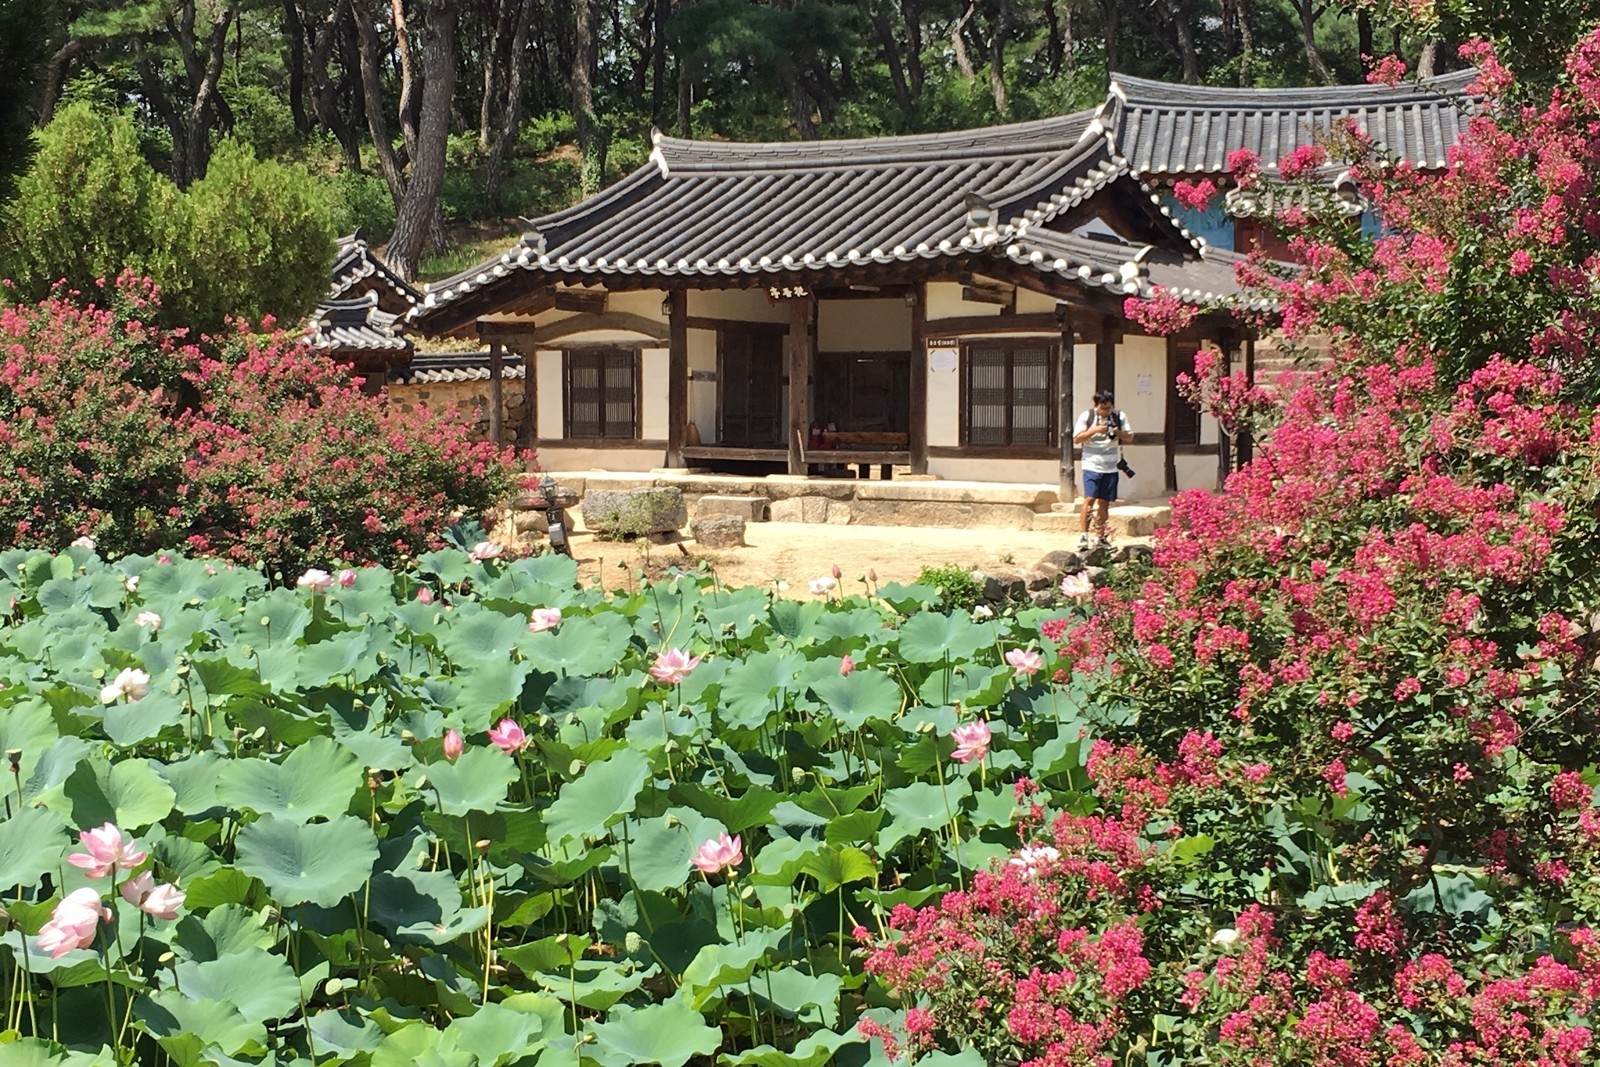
xmin=1072 ymin=390 xmax=1133 ymax=553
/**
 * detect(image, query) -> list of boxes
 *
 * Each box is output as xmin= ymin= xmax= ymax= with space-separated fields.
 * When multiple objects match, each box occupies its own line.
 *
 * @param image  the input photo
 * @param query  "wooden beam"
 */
xmin=488 ymin=340 xmax=505 ymax=446
xmin=682 ymin=315 xmax=789 ymax=334
xmin=787 ymin=294 xmax=815 ymax=476
xmin=1096 ymin=316 xmax=1115 ymax=395
xmin=922 ymin=312 xmax=1059 ymax=336
xmin=1239 ymin=336 xmax=1256 ymax=466
xmin=909 ymin=283 xmax=928 ymax=475
xmin=1058 ymin=304 xmax=1075 ymax=505
xmin=667 ymin=291 xmax=688 ymax=468
xmin=519 ymin=347 xmax=538 ymax=450
xmin=552 ymin=288 xmax=608 ymax=313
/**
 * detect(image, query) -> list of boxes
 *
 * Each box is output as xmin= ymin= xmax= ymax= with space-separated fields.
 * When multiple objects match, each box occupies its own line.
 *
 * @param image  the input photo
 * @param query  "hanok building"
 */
xmin=309 ymin=234 xmax=423 ymax=391
xmin=408 ymin=72 xmax=1473 ymax=495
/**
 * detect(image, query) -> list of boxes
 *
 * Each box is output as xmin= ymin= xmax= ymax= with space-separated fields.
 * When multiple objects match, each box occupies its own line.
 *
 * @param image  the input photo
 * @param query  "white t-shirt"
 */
xmin=1075 ymin=409 xmax=1130 ymax=474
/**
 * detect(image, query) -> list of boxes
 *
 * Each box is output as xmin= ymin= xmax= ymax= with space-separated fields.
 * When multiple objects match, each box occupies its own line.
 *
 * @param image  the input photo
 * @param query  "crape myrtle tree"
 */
xmin=0 ymin=275 xmax=520 ymax=577
xmin=863 ymin=34 xmax=1600 ymax=1067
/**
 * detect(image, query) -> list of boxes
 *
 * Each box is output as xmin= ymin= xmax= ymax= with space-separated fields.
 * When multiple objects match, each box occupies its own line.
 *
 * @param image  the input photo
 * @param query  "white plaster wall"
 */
xmin=536 ymin=350 xmax=564 ymax=438
xmin=818 ymin=299 xmax=912 ymax=352
xmin=1015 ymin=289 xmax=1057 ymax=315
xmin=539 ymin=448 xmax=668 ymax=473
xmin=687 ymin=327 xmax=718 ymax=444
xmin=1119 ymin=445 xmax=1166 ymax=500
xmin=926 ymin=347 xmax=961 ymax=447
xmin=1115 ymin=334 xmax=1166 ymax=435
xmin=925 ymin=281 xmax=1003 ymax=321
xmin=548 ymin=329 xmax=664 ymax=345
xmin=688 ymin=288 xmax=787 ymax=323
xmin=607 ymin=289 xmax=668 ymax=319
xmin=1175 ymin=453 xmax=1221 ymax=493
xmin=641 ymin=348 xmax=669 ymax=440
xmin=928 ymin=457 xmax=1061 ymax=483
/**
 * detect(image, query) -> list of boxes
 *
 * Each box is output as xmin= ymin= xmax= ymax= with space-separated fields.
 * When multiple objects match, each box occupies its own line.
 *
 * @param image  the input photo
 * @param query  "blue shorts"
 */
xmin=1084 ymin=470 xmax=1120 ymax=501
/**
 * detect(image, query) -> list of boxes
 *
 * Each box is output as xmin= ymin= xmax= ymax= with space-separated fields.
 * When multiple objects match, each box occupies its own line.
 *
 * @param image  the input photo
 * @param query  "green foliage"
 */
xmin=3 ymin=110 xmax=336 ymax=331
xmin=915 ymin=563 xmax=983 ymax=612
xmin=0 ymin=547 xmax=1085 ymax=1062
xmin=179 ymin=139 xmax=335 ymax=329
xmin=322 ymin=168 xmax=397 ymax=241
xmin=1 ymin=103 xmax=178 ymax=305
xmin=0 ymin=0 xmax=51 ymax=202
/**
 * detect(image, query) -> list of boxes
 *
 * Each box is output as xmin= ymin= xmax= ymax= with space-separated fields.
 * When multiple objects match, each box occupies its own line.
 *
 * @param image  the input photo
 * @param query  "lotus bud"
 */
xmin=475 ymin=840 xmax=491 ymax=853
xmin=832 ymin=563 xmax=842 ymax=580
xmin=664 ymin=813 xmax=681 ymax=828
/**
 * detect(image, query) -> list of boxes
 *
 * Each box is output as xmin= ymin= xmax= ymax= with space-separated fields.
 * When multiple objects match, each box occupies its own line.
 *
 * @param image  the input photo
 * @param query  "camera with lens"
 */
xmin=1117 ymin=457 xmax=1136 ymax=478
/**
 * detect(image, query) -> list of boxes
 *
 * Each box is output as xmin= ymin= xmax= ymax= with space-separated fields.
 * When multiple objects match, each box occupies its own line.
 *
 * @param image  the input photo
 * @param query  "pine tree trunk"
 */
xmin=387 ymin=0 xmax=457 ymax=280
xmin=352 ymin=0 xmax=408 ymax=205
xmin=482 ymin=0 xmax=535 ymax=210
xmin=988 ymin=0 xmax=1010 ymax=115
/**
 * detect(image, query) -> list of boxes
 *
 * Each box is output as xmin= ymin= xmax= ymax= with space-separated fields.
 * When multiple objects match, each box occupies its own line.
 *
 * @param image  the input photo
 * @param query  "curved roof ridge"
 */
xmin=650 ymin=109 xmax=1099 ymax=171
xmin=1110 ymin=68 xmax=1476 ymax=110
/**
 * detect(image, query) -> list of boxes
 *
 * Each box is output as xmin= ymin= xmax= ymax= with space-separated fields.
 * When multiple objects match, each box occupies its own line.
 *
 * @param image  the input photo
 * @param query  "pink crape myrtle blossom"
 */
xmin=487 ymin=718 xmax=529 ymax=755
xmin=443 ymin=729 xmax=465 ymax=762
xmin=99 ymin=667 xmax=150 ymax=704
xmin=528 ymin=607 xmax=563 ymax=632
xmin=296 ymin=568 xmax=334 ymax=594
xmin=691 ymin=832 xmax=743 ymax=874
xmin=67 ymin=822 xmax=148 ymax=879
xmin=1173 ymin=179 xmax=1217 ymax=211
xmin=120 ymin=872 xmax=185 ymax=920
xmin=650 ymin=648 xmax=703 ymax=684
xmin=1005 ymin=648 xmax=1044 ymax=677
xmin=950 ymin=720 xmax=992 ymax=764
xmin=37 ymin=888 xmax=110 ymax=959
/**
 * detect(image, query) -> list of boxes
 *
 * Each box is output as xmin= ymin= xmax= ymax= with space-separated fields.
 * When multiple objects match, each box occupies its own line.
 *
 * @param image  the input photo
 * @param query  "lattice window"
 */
xmin=565 ymin=349 xmax=638 ymax=439
xmin=1171 ymin=341 xmax=1202 ymax=447
xmin=963 ymin=343 xmax=1056 ymax=447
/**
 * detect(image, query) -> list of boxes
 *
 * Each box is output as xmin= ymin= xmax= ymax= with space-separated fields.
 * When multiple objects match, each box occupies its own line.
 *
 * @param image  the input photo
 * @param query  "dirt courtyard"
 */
xmin=566 ymin=520 xmax=1107 ymax=594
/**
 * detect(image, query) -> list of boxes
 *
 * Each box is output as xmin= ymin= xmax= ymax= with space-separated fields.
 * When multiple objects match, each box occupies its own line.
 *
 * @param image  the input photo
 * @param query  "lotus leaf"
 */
xmin=233 ymin=814 xmax=379 ymax=907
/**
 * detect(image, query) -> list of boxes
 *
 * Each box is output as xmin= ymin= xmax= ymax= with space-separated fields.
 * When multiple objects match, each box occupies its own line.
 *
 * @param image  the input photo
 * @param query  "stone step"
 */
xmin=1032 ymin=504 xmax=1172 ymax=537
xmin=693 ymin=494 xmax=770 ymax=522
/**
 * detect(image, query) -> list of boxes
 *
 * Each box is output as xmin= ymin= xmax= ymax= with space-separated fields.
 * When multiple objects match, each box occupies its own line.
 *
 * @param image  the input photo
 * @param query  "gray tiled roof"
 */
xmin=418 ymin=112 xmax=1123 ymax=313
xmin=307 ymin=293 xmax=412 ymax=353
xmin=391 ymin=352 xmax=526 ymax=384
xmin=331 ymin=234 xmax=422 ymax=308
xmin=1102 ymin=69 xmax=1476 ymax=176
xmin=1004 ymin=229 xmax=1277 ymax=312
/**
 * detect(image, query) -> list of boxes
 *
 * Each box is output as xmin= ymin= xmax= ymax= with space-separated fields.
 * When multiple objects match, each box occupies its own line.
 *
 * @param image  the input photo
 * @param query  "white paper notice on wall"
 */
xmin=928 ymin=339 xmax=958 ymax=372
xmin=1137 ymin=373 xmax=1153 ymax=395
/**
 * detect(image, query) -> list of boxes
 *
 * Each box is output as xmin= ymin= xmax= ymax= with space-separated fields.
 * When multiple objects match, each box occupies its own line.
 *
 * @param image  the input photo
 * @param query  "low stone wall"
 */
xmin=552 ymin=472 xmax=1155 ymax=532
xmin=387 ymin=380 xmax=529 ymax=443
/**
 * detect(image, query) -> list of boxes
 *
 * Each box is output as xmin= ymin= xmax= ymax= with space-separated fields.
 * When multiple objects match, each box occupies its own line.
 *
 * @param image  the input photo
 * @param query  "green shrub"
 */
xmin=917 ymin=563 xmax=983 ymax=612
xmin=323 ymin=168 xmax=397 ymax=240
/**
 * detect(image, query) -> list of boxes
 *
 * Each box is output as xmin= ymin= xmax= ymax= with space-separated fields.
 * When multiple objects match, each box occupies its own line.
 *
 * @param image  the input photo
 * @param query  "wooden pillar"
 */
xmin=909 ymin=283 xmax=928 ymax=474
xmin=1057 ymin=304 xmax=1076 ymax=504
xmin=488 ymin=338 xmax=505 ymax=446
xmin=1238 ymin=335 xmax=1256 ymax=466
xmin=666 ymin=290 xmax=688 ymax=467
xmin=786 ymin=294 xmax=814 ymax=476
xmin=517 ymin=344 xmax=538 ymax=449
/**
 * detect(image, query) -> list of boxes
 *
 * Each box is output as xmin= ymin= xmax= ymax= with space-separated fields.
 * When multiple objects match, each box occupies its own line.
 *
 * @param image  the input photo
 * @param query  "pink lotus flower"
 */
xmin=487 ymin=718 xmax=529 ymax=754
xmin=469 ymin=541 xmax=503 ymax=562
xmin=691 ymin=832 xmax=743 ymax=874
xmin=443 ymin=729 xmax=465 ymax=761
xmin=840 ymin=654 xmax=855 ymax=676
xmin=297 ymin=568 xmax=333 ymax=594
xmin=70 ymin=536 xmax=97 ymax=551
xmin=337 ymin=568 xmax=357 ymax=588
xmin=416 ymin=586 xmax=435 ymax=605
xmin=120 ymin=872 xmax=185 ymax=920
xmin=808 ymin=576 xmax=837 ymax=596
xmin=98 ymin=667 xmax=150 ymax=704
xmin=831 ymin=563 xmax=842 ymax=580
xmin=67 ymin=823 xmax=148 ymax=879
xmin=135 ymin=611 xmax=161 ymax=631
xmin=1006 ymin=648 xmax=1043 ymax=677
xmin=528 ymin=607 xmax=563 ymax=633
xmin=650 ymin=648 xmax=703 ymax=685
xmin=1061 ymin=573 xmax=1093 ymax=599
xmin=37 ymin=888 xmax=110 ymax=959
xmin=951 ymin=720 xmax=992 ymax=764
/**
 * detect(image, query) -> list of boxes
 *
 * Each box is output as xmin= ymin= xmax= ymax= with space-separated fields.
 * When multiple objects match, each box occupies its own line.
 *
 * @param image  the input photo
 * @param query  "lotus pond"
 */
xmin=0 ymin=545 xmax=1098 ymax=1066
